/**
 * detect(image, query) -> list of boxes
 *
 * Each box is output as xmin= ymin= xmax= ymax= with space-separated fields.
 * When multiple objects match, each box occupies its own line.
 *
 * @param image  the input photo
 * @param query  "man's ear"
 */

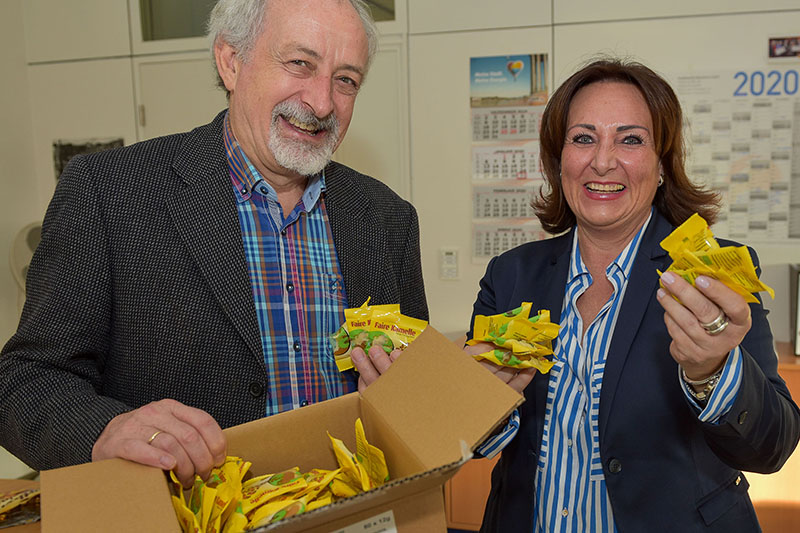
xmin=214 ymin=38 xmax=240 ymax=92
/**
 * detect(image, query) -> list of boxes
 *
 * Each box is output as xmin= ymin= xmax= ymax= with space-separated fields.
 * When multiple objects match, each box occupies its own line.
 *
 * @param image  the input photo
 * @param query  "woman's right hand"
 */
xmin=464 ymin=342 xmax=536 ymax=394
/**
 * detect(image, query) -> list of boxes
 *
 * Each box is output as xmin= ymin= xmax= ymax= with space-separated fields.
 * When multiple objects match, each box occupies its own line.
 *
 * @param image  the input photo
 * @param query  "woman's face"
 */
xmin=560 ymin=81 xmax=661 ymax=238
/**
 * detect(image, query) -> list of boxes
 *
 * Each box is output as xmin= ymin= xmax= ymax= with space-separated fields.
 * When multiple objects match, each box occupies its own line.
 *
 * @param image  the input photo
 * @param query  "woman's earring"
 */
xmin=658 ymin=174 xmax=664 ymax=187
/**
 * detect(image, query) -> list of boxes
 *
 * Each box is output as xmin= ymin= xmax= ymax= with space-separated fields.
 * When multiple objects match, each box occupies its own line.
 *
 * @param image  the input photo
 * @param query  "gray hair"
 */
xmin=208 ymin=0 xmax=378 ymax=88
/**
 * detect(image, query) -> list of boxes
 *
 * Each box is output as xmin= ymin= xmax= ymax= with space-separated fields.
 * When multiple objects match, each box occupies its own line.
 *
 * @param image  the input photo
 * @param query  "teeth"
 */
xmin=586 ymin=183 xmax=624 ymax=192
xmin=287 ymin=116 xmax=319 ymax=134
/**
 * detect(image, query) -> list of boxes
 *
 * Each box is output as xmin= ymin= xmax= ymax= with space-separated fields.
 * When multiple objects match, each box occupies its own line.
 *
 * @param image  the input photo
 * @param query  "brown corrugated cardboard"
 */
xmin=38 ymin=326 xmax=522 ymax=532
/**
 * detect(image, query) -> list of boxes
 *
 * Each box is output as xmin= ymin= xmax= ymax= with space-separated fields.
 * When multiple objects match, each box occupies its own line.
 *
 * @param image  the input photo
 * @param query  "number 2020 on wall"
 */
xmin=733 ymin=70 xmax=799 ymax=97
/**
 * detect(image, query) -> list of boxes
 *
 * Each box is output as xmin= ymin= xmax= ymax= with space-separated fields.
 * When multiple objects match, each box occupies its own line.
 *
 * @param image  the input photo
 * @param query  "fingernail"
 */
xmin=661 ymin=271 xmax=676 ymax=284
xmin=351 ymin=349 xmax=364 ymax=362
xmin=160 ymin=456 xmax=175 ymax=469
xmin=696 ymin=276 xmax=710 ymax=288
xmin=657 ymin=288 xmax=666 ymax=299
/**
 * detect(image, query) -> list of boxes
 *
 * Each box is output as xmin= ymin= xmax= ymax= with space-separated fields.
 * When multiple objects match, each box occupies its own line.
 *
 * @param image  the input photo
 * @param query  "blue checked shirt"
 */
xmin=477 ymin=209 xmax=743 ymax=532
xmin=224 ymin=114 xmax=356 ymax=416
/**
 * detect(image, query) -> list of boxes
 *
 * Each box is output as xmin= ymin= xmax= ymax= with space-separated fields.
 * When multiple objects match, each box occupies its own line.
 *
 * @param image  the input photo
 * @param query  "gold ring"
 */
xmin=700 ymin=310 xmax=727 ymax=332
xmin=705 ymin=318 xmax=729 ymax=336
xmin=147 ymin=430 xmax=163 ymax=445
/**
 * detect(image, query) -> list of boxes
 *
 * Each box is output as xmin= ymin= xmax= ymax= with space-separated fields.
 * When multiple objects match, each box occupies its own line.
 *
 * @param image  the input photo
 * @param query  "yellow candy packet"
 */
xmin=241 ymin=468 xmax=307 ymax=516
xmin=354 ymin=418 xmax=390 ymax=488
xmin=247 ymin=496 xmax=308 ymax=529
xmin=468 ymin=303 xmax=560 ymax=373
xmin=0 ymin=488 xmax=41 ymax=529
xmin=333 ymin=298 xmax=428 ymax=372
xmin=659 ymin=213 xmax=774 ymax=301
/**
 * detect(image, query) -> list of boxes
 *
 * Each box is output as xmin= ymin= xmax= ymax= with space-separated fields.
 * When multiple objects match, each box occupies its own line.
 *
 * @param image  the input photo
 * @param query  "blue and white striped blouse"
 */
xmin=476 ymin=210 xmax=743 ymax=532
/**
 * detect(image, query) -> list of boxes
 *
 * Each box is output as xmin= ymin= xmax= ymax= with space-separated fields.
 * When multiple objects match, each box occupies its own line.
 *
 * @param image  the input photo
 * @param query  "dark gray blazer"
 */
xmin=0 ymin=111 xmax=427 ymax=471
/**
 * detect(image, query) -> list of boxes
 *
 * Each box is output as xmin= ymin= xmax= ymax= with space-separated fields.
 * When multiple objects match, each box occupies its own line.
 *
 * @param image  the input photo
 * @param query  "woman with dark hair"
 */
xmin=467 ymin=58 xmax=799 ymax=532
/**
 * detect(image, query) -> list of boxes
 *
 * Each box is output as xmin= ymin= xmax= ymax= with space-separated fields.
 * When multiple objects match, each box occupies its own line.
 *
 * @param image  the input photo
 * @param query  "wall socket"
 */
xmin=439 ymin=248 xmax=459 ymax=280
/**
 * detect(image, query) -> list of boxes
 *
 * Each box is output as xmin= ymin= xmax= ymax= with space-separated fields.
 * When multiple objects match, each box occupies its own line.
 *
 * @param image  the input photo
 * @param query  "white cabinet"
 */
xmin=133 ymin=52 xmax=227 ymax=140
xmin=23 ymin=0 xmax=130 ymax=63
xmin=27 ymin=59 xmax=137 ymax=209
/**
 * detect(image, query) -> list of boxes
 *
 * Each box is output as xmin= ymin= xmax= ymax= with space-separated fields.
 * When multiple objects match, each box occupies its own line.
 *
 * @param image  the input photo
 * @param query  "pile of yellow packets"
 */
xmin=170 ymin=418 xmax=389 ymax=532
xmin=332 ymin=298 xmax=427 ymax=372
xmin=659 ymin=213 xmax=774 ymax=303
xmin=467 ymin=302 xmax=560 ymax=373
xmin=0 ymin=487 xmax=40 ymax=528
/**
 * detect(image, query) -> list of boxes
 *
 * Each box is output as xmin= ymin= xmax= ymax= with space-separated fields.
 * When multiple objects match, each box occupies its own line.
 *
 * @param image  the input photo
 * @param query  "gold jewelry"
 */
xmin=147 ymin=430 xmax=163 ymax=445
xmin=699 ymin=310 xmax=729 ymax=336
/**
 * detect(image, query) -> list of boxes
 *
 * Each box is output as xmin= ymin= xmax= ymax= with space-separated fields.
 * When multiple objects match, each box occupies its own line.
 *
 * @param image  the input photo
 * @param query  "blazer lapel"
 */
xmin=165 ymin=113 xmax=265 ymax=367
xmin=598 ymin=213 xmax=673 ymax=439
xmin=531 ymin=231 xmax=573 ymax=448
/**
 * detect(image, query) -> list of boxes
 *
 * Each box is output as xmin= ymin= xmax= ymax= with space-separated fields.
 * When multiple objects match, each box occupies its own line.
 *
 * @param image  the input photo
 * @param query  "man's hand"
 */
xmin=91 ymin=399 xmax=226 ymax=488
xmin=464 ymin=342 xmax=536 ymax=394
xmin=351 ymin=345 xmax=402 ymax=393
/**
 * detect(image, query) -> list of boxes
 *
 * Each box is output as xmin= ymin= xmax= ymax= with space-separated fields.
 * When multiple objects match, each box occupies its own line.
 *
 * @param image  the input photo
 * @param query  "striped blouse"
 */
xmin=477 ymin=210 xmax=743 ymax=531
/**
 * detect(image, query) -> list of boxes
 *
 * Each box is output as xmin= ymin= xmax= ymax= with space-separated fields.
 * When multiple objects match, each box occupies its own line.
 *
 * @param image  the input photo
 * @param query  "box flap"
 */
xmin=40 ymin=459 xmax=177 ymax=533
xmin=362 ymin=326 xmax=523 ymax=469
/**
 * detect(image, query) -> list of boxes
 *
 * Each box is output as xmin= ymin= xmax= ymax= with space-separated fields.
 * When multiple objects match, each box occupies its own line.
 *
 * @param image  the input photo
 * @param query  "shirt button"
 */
xmin=293 ymin=340 xmax=301 ymax=352
xmin=561 ymin=508 xmax=569 ymax=517
xmin=608 ymin=458 xmax=622 ymax=474
xmin=578 ymin=385 xmax=583 ymax=392
xmin=738 ymin=411 xmax=748 ymax=425
xmin=300 ymin=400 xmax=309 ymax=407
xmin=735 ymin=475 xmax=741 ymax=486
xmin=286 ymin=282 xmax=294 ymax=292
xmin=567 ymin=439 xmax=573 ymax=448
xmin=281 ymin=229 xmax=287 ymax=236
xmin=248 ymin=381 xmax=264 ymax=398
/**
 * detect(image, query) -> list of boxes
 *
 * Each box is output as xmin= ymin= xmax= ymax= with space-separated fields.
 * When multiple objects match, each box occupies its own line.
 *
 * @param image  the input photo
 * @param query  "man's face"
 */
xmin=219 ymin=0 xmax=369 ymax=180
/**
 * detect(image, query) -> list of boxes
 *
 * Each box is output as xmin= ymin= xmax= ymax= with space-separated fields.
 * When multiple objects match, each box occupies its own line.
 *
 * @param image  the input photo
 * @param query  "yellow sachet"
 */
xmin=354 ymin=418 xmax=390 ymax=488
xmin=240 ymin=468 xmax=307 ymax=516
xmin=660 ymin=214 xmax=774 ymax=301
xmin=0 ymin=488 xmax=41 ymax=529
xmin=468 ymin=303 xmax=560 ymax=372
xmin=333 ymin=299 xmax=427 ymax=372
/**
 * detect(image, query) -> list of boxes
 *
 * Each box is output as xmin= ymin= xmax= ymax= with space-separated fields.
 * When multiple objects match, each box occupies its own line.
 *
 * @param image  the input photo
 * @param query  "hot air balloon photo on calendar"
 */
xmin=470 ymin=54 xmax=548 ymax=108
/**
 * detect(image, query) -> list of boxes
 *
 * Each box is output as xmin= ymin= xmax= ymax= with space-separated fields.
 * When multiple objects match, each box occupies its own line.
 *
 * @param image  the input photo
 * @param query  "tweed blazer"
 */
xmin=0 ymin=111 xmax=427 ymax=471
xmin=473 ymin=211 xmax=800 ymax=532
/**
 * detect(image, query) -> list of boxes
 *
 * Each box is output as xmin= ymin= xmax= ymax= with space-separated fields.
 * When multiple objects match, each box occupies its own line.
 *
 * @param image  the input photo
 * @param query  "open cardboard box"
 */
xmin=38 ymin=327 xmax=522 ymax=532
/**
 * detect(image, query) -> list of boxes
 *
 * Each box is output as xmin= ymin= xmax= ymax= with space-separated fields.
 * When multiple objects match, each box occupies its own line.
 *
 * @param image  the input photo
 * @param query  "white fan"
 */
xmin=9 ymin=222 xmax=41 ymax=312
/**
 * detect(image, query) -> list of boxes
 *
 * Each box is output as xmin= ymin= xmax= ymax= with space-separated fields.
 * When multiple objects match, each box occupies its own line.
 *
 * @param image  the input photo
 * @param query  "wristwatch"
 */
xmin=681 ymin=367 xmax=723 ymax=404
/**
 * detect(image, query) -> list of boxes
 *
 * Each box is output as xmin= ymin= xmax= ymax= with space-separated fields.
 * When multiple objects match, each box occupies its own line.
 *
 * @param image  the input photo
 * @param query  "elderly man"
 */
xmin=0 ymin=0 xmax=426 ymax=487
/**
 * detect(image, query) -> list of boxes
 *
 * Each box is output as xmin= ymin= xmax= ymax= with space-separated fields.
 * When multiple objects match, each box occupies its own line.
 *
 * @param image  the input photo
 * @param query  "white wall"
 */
xmin=0 ymin=0 xmax=41 ymax=480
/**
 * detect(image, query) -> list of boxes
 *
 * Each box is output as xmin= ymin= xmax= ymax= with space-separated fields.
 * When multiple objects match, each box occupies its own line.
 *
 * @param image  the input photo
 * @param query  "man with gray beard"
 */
xmin=0 ymin=0 xmax=426 ymax=487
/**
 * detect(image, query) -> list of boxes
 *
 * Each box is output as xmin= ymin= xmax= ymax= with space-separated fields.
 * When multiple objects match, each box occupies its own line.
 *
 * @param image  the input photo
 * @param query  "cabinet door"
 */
xmin=24 ymin=0 xmax=130 ymax=63
xmin=445 ymin=456 xmax=498 ymax=530
xmin=134 ymin=52 xmax=228 ymax=141
xmin=27 ymin=58 xmax=137 ymax=210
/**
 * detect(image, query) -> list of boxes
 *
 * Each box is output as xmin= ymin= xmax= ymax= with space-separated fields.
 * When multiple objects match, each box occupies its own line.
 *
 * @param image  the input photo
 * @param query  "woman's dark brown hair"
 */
xmin=534 ymin=58 xmax=719 ymax=234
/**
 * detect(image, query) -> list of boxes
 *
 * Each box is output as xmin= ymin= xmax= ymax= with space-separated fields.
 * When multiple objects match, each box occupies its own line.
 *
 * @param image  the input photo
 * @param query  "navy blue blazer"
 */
xmin=473 ymin=210 xmax=800 ymax=532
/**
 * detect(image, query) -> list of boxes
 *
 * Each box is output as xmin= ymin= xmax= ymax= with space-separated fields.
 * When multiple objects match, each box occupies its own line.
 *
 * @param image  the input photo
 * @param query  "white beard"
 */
xmin=268 ymin=100 xmax=340 ymax=176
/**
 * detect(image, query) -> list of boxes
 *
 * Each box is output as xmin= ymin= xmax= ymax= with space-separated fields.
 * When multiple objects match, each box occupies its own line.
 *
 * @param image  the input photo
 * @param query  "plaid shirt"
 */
xmin=224 ymin=114 xmax=355 ymax=416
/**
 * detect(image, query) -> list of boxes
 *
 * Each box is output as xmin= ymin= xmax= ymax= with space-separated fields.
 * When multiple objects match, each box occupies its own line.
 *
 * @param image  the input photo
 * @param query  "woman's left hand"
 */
xmin=657 ymin=271 xmax=751 ymax=380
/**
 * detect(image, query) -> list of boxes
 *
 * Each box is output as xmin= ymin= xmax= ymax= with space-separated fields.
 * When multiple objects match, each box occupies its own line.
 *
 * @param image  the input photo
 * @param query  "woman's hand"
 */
xmin=464 ymin=342 xmax=536 ymax=394
xmin=657 ymin=271 xmax=751 ymax=380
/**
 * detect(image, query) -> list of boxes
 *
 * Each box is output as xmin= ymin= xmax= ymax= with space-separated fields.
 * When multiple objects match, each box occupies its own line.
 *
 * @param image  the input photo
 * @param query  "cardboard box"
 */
xmin=39 ymin=327 xmax=522 ymax=532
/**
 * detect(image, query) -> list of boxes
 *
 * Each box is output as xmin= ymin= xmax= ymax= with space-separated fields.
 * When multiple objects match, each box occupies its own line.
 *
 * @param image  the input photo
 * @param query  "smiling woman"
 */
xmin=468 ymin=58 xmax=800 ymax=533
